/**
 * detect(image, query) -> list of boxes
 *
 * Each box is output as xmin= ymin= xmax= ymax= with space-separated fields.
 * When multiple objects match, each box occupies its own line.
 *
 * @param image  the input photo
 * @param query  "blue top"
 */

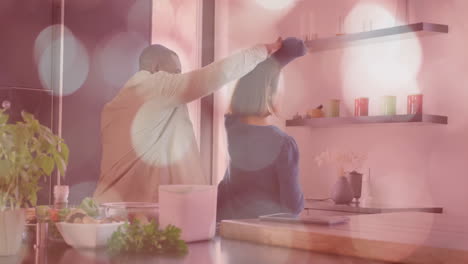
xmin=217 ymin=115 xmax=304 ymax=221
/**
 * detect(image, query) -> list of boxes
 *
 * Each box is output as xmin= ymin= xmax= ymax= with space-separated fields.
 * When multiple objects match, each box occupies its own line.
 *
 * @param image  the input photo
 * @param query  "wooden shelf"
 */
xmin=286 ymin=114 xmax=448 ymax=128
xmin=306 ymin=22 xmax=449 ymax=52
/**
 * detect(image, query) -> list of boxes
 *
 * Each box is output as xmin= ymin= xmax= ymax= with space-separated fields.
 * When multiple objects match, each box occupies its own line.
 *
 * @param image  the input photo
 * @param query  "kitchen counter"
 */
xmin=305 ymin=200 xmax=443 ymax=214
xmin=220 ymin=212 xmax=468 ymax=264
xmin=2 ymin=236 xmax=389 ymax=264
xmin=2 ymin=211 xmax=454 ymax=264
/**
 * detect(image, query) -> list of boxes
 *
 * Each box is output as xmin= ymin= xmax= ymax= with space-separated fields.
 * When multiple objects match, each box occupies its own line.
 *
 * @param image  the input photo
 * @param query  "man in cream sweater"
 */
xmin=93 ymin=39 xmax=282 ymax=203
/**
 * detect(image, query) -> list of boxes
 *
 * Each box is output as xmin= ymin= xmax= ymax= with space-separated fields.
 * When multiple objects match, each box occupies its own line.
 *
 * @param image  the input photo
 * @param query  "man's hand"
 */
xmin=265 ymin=37 xmax=283 ymax=55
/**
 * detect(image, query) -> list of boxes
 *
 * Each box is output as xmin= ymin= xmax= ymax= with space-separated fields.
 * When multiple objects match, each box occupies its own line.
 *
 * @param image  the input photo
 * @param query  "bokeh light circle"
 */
xmin=35 ymin=25 xmax=90 ymax=95
xmin=340 ymin=3 xmax=422 ymax=115
xmin=131 ymin=101 xmax=194 ymax=167
xmin=95 ymin=31 xmax=147 ymax=88
xmin=174 ymin=0 xmax=199 ymax=45
xmin=253 ymin=0 xmax=297 ymax=11
xmin=127 ymin=0 xmax=151 ymax=34
xmin=152 ymin=0 xmax=176 ymax=36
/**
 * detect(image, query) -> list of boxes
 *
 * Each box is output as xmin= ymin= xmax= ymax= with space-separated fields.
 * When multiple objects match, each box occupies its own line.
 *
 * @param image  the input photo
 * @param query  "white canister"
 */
xmin=158 ymin=185 xmax=217 ymax=243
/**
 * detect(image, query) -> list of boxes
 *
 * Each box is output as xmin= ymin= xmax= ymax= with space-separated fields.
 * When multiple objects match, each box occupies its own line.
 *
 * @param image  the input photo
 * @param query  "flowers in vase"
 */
xmin=315 ymin=149 xmax=367 ymax=174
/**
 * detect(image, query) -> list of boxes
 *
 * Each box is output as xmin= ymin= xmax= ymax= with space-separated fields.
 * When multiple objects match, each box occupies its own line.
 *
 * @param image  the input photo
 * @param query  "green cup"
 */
xmin=381 ymin=96 xmax=396 ymax=115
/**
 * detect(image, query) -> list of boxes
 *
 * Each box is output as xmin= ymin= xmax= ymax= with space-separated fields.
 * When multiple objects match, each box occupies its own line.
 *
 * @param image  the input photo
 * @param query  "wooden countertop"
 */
xmin=5 ymin=237 xmax=390 ymax=264
xmin=220 ymin=212 xmax=468 ymax=264
xmin=305 ymin=200 xmax=443 ymax=214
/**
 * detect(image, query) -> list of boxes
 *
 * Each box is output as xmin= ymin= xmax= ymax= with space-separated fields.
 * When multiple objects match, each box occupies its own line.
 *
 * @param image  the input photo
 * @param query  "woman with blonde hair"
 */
xmin=217 ymin=38 xmax=307 ymax=220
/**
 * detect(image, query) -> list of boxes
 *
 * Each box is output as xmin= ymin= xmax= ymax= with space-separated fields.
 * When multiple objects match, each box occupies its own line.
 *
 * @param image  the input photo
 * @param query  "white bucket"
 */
xmin=159 ymin=185 xmax=217 ymax=243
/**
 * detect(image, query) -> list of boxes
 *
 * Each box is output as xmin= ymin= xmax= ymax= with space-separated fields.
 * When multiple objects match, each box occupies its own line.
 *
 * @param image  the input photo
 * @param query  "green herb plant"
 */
xmin=108 ymin=220 xmax=188 ymax=256
xmin=0 ymin=110 xmax=69 ymax=211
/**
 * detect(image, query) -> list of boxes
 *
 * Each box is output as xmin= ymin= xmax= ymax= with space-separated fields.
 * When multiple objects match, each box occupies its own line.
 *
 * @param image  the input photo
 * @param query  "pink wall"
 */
xmin=214 ymin=0 xmax=468 ymax=216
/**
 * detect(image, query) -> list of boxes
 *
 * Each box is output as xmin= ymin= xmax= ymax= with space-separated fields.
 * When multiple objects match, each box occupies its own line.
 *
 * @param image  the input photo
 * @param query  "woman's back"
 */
xmin=217 ymin=115 xmax=304 ymax=221
xmin=217 ymin=37 xmax=307 ymax=221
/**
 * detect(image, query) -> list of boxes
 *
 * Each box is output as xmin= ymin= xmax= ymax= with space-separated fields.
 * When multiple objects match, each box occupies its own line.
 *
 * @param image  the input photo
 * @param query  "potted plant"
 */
xmin=0 ymin=109 xmax=69 ymax=256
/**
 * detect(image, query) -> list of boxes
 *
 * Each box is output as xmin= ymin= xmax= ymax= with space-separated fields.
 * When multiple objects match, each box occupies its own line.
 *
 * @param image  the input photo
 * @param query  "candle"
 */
xmin=355 ymin=97 xmax=369 ymax=116
xmin=407 ymin=94 xmax=423 ymax=114
xmin=381 ymin=96 xmax=397 ymax=115
xmin=328 ymin=99 xmax=341 ymax=117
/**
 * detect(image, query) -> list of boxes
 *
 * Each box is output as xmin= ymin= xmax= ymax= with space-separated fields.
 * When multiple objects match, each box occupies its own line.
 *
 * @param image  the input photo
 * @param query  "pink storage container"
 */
xmin=158 ymin=185 xmax=217 ymax=242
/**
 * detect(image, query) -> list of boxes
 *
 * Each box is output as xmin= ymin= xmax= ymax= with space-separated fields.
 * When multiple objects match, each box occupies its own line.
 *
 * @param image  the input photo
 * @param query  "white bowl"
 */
xmin=56 ymin=222 xmax=124 ymax=249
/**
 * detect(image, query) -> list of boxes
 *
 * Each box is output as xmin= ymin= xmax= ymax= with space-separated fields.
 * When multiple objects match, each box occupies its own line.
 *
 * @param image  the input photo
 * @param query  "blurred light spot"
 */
xmin=253 ymin=0 xmax=297 ymax=11
xmin=174 ymin=0 xmax=199 ymax=45
xmin=340 ymin=3 xmax=422 ymax=115
xmin=63 ymin=40 xmax=90 ymax=95
xmin=34 ymin=25 xmax=59 ymax=66
xmin=150 ymin=35 xmax=200 ymax=144
xmin=69 ymin=181 xmax=98 ymax=204
xmin=35 ymin=25 xmax=90 ymax=95
xmin=2 ymin=100 xmax=11 ymax=110
xmin=127 ymin=0 xmax=151 ymax=34
xmin=344 ymin=3 xmax=397 ymax=33
xmin=152 ymin=0 xmax=176 ymax=37
xmin=131 ymin=101 xmax=193 ymax=167
xmin=221 ymin=3 xmax=283 ymax=48
xmin=95 ymin=32 xmax=147 ymax=88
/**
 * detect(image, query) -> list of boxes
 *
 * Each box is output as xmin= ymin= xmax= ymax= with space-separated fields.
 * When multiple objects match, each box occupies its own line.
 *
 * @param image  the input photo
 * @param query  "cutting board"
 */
xmin=220 ymin=212 xmax=468 ymax=264
xmin=305 ymin=200 xmax=443 ymax=214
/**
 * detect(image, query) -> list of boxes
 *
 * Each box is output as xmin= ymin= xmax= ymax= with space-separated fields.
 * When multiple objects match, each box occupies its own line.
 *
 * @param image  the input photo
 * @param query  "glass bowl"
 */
xmin=100 ymin=202 xmax=159 ymax=223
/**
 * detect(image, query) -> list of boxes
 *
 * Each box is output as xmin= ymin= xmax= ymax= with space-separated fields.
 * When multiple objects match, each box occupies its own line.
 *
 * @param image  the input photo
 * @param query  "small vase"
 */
xmin=348 ymin=171 xmax=363 ymax=203
xmin=331 ymin=176 xmax=354 ymax=204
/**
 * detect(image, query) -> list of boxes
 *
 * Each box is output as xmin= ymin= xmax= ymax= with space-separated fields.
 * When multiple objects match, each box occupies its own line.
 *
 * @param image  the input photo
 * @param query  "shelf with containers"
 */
xmin=289 ymin=22 xmax=449 ymax=127
xmin=304 ymin=22 xmax=448 ymax=52
xmin=286 ymin=114 xmax=448 ymax=128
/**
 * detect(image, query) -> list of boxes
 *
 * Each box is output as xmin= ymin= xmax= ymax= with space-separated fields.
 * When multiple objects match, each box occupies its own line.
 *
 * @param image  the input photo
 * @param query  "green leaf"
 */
xmin=53 ymin=153 xmax=66 ymax=176
xmin=39 ymin=155 xmax=55 ymax=176
xmin=21 ymin=111 xmax=34 ymax=123
xmin=60 ymin=142 xmax=70 ymax=164
xmin=107 ymin=221 xmax=188 ymax=255
xmin=0 ymin=111 xmax=68 ymax=211
xmin=0 ymin=113 xmax=8 ymax=125
xmin=41 ymin=132 xmax=56 ymax=146
xmin=29 ymin=192 xmax=37 ymax=207
xmin=79 ymin=197 xmax=99 ymax=217
xmin=0 ymin=160 xmax=10 ymax=175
